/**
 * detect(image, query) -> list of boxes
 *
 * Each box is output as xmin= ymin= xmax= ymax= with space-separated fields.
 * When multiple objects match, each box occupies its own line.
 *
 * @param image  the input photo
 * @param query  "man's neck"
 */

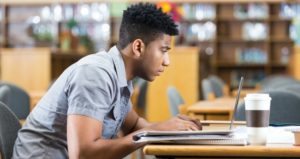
xmin=117 ymin=46 xmax=134 ymax=81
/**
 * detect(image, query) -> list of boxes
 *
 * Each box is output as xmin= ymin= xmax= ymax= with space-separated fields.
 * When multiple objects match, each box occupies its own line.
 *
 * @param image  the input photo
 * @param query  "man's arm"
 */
xmin=67 ymin=115 xmax=144 ymax=159
xmin=121 ymin=110 xmax=150 ymax=135
xmin=67 ymin=111 xmax=202 ymax=159
xmin=121 ymin=110 xmax=202 ymax=136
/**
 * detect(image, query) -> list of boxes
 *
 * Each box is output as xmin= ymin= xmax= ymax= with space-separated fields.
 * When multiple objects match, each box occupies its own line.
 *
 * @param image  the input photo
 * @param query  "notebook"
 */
xmin=133 ymin=130 xmax=233 ymax=142
xmin=162 ymin=139 xmax=247 ymax=146
xmin=133 ymin=127 xmax=247 ymax=145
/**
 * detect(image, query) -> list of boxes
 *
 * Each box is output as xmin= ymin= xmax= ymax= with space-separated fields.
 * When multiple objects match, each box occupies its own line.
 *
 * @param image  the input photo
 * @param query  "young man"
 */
xmin=13 ymin=3 xmax=201 ymax=159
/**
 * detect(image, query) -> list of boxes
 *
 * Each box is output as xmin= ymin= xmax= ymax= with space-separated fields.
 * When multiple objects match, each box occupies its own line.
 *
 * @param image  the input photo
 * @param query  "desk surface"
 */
xmin=143 ymin=144 xmax=300 ymax=158
xmin=143 ymin=121 xmax=300 ymax=158
xmin=187 ymin=97 xmax=235 ymax=114
xmin=187 ymin=97 xmax=236 ymax=120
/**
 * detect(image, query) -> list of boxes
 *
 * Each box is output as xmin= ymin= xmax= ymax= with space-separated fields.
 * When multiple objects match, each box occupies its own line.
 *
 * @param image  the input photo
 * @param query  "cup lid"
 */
xmin=244 ymin=93 xmax=271 ymax=100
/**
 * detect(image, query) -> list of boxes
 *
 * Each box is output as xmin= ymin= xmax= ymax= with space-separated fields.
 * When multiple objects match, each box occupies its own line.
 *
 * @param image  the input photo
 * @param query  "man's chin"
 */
xmin=146 ymin=75 xmax=157 ymax=82
xmin=147 ymin=76 xmax=156 ymax=82
xmin=137 ymin=73 xmax=159 ymax=81
xmin=136 ymin=75 xmax=155 ymax=82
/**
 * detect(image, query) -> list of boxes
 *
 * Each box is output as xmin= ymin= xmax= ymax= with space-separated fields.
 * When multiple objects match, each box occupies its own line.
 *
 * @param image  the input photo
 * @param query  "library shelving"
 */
xmin=0 ymin=1 xmax=299 ymax=88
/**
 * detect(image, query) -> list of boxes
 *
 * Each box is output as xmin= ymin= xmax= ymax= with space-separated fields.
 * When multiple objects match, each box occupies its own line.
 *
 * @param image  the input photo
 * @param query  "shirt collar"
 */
xmin=108 ymin=46 xmax=133 ymax=94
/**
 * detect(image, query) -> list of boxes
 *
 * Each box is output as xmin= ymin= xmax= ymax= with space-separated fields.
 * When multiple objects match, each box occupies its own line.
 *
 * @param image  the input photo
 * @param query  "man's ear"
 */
xmin=131 ymin=39 xmax=145 ymax=58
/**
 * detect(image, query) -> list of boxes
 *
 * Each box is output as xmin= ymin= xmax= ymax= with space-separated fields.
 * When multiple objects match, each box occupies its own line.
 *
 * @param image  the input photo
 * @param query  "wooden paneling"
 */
xmin=146 ymin=47 xmax=199 ymax=122
xmin=0 ymin=48 xmax=51 ymax=92
xmin=289 ymin=46 xmax=300 ymax=80
xmin=51 ymin=53 xmax=84 ymax=80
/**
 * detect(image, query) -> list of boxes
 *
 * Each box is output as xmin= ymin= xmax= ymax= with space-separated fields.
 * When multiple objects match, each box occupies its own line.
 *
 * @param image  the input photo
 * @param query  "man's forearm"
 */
xmin=132 ymin=117 xmax=151 ymax=131
xmin=133 ymin=117 xmax=167 ymax=132
xmin=75 ymin=132 xmax=145 ymax=159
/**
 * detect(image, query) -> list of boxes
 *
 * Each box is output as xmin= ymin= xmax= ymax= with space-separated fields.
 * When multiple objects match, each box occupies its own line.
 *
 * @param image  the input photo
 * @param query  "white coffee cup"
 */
xmin=244 ymin=93 xmax=271 ymax=145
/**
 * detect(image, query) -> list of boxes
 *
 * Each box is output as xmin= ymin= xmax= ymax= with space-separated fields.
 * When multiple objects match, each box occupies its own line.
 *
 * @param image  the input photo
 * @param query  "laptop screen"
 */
xmin=229 ymin=76 xmax=244 ymax=130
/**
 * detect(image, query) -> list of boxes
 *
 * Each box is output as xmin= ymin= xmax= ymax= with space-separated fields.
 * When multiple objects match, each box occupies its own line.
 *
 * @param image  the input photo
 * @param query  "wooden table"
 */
xmin=200 ymin=120 xmax=246 ymax=130
xmin=143 ymin=144 xmax=300 ymax=159
xmin=187 ymin=97 xmax=236 ymax=120
xmin=143 ymin=121 xmax=300 ymax=159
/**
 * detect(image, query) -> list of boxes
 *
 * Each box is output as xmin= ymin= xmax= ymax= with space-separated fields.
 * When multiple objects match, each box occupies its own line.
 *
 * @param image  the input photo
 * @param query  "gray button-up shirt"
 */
xmin=13 ymin=46 xmax=133 ymax=159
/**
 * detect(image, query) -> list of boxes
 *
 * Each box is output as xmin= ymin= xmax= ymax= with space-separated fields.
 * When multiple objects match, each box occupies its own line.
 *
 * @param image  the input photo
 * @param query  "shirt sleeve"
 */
xmin=65 ymin=65 xmax=116 ymax=122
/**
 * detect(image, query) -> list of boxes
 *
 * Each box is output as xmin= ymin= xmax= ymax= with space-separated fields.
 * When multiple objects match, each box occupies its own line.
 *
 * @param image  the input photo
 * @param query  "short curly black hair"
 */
xmin=117 ymin=3 xmax=179 ymax=49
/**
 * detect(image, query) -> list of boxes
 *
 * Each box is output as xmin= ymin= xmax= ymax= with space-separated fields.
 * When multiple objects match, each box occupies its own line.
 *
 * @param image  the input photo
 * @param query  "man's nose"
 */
xmin=163 ymin=53 xmax=170 ymax=67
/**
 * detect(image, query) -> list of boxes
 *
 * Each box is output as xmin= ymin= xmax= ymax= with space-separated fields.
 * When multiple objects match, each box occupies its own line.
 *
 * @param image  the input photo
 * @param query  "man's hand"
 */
xmin=148 ymin=114 xmax=202 ymax=131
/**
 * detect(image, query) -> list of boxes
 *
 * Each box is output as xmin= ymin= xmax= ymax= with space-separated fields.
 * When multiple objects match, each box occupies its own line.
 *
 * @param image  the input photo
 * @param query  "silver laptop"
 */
xmin=133 ymin=76 xmax=244 ymax=139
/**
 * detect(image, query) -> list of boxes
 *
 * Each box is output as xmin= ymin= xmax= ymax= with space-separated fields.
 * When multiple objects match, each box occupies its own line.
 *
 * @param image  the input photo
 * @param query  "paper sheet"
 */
xmin=267 ymin=126 xmax=295 ymax=144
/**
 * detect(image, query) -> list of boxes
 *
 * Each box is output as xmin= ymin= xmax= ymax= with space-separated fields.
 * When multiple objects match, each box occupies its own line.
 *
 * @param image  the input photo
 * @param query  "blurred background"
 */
xmin=1 ymin=0 xmax=300 ymax=125
xmin=3 ymin=0 xmax=300 ymax=159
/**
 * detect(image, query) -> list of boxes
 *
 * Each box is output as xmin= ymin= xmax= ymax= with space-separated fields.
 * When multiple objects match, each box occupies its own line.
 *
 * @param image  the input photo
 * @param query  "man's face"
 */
xmin=137 ymin=34 xmax=172 ymax=81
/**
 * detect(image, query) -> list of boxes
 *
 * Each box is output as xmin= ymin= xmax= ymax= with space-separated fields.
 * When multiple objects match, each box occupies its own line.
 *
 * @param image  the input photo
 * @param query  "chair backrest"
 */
xmin=0 ymin=85 xmax=11 ymax=105
xmin=0 ymin=102 xmax=21 ymax=159
xmin=271 ymin=83 xmax=300 ymax=95
xmin=134 ymin=78 xmax=148 ymax=109
xmin=132 ymin=78 xmax=148 ymax=117
xmin=0 ymin=82 xmax=30 ymax=120
xmin=167 ymin=86 xmax=185 ymax=116
xmin=208 ymin=75 xmax=226 ymax=97
xmin=201 ymin=78 xmax=215 ymax=100
xmin=236 ymin=90 xmax=300 ymax=125
xmin=259 ymin=75 xmax=299 ymax=91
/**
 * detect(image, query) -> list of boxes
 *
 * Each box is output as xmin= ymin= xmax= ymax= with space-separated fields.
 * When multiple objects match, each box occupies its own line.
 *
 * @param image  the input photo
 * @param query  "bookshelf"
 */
xmin=175 ymin=2 xmax=296 ymax=89
xmin=0 ymin=3 xmax=111 ymax=52
xmin=0 ymin=2 xmax=113 ymax=80
xmin=0 ymin=1 xmax=299 ymax=88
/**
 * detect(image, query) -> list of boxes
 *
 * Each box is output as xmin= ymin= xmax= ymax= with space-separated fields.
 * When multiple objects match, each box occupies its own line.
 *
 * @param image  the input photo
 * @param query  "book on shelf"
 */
xmin=133 ymin=128 xmax=247 ymax=146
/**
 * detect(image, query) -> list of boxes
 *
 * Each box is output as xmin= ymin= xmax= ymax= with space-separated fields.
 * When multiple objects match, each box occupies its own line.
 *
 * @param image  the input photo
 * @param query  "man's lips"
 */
xmin=156 ymin=70 xmax=164 ymax=76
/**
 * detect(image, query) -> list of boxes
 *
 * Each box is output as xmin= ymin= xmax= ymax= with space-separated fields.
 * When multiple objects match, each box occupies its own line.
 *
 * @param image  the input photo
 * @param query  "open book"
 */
xmin=133 ymin=128 xmax=247 ymax=146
